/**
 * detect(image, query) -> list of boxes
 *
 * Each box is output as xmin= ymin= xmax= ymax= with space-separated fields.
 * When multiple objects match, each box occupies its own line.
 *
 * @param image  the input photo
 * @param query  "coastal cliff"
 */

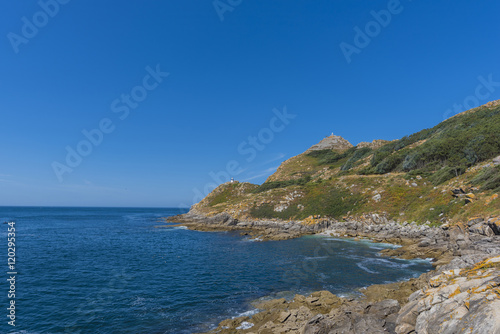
xmin=167 ymin=100 xmax=500 ymax=334
xmin=175 ymin=100 xmax=500 ymax=229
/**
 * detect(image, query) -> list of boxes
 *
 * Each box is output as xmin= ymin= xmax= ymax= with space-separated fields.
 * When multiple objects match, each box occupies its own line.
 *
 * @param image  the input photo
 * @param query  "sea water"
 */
xmin=0 ymin=207 xmax=432 ymax=333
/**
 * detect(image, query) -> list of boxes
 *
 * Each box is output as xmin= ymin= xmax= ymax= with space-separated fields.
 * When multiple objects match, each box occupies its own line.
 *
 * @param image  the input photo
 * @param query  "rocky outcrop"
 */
xmin=305 ymin=134 xmax=353 ymax=153
xmin=356 ymin=139 xmax=391 ymax=150
xmin=169 ymin=211 xmax=450 ymax=244
xmin=204 ymin=246 xmax=500 ymax=334
xmin=449 ymin=99 xmax=500 ymax=120
xmin=396 ymin=256 xmax=500 ymax=334
xmin=166 ymin=211 xmax=333 ymax=241
xmin=169 ymin=212 xmax=500 ymax=258
xmin=179 ymin=211 xmax=500 ymax=334
xmin=208 ymin=291 xmax=404 ymax=334
xmin=485 ymin=99 xmax=500 ymax=108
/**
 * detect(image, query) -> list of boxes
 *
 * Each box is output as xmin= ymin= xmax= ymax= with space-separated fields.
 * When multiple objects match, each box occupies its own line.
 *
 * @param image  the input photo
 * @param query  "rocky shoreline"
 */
xmin=167 ymin=212 xmax=500 ymax=333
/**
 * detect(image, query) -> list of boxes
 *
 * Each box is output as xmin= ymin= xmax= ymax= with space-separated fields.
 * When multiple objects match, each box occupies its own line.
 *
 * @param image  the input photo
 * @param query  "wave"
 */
xmin=236 ymin=321 xmax=254 ymax=330
xmin=317 ymin=272 xmax=329 ymax=281
xmin=356 ymin=256 xmax=422 ymax=274
xmin=244 ymin=237 xmax=263 ymax=242
xmin=155 ymin=225 xmax=188 ymax=231
xmin=357 ymin=262 xmax=379 ymax=274
xmin=364 ymin=257 xmax=412 ymax=269
xmin=322 ymin=237 xmax=401 ymax=250
xmin=173 ymin=226 xmax=188 ymax=230
xmin=234 ymin=308 xmax=260 ymax=318
xmin=304 ymin=256 xmax=329 ymax=260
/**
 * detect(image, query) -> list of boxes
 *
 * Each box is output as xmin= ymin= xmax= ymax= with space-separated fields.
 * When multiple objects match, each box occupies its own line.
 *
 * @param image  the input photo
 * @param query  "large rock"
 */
xmin=469 ymin=223 xmax=495 ymax=237
xmin=305 ymin=134 xmax=353 ymax=153
xmin=493 ymin=155 xmax=500 ymax=165
xmin=395 ymin=256 xmax=500 ymax=334
xmin=488 ymin=217 xmax=500 ymax=235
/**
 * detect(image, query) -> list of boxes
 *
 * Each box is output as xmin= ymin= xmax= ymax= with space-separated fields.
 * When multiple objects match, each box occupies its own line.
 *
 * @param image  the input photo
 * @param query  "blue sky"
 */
xmin=1 ymin=0 xmax=499 ymax=207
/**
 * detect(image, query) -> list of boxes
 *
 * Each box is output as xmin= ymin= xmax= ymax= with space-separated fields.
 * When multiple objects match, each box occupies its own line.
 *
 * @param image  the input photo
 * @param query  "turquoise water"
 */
xmin=0 ymin=207 xmax=432 ymax=333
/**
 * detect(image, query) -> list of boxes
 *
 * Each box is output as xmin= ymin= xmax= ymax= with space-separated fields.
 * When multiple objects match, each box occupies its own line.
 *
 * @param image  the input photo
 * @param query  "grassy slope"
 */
xmin=193 ymin=102 xmax=500 ymax=225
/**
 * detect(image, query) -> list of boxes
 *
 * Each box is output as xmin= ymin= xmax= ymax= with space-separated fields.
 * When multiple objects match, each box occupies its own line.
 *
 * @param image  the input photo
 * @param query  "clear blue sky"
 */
xmin=1 ymin=0 xmax=499 ymax=207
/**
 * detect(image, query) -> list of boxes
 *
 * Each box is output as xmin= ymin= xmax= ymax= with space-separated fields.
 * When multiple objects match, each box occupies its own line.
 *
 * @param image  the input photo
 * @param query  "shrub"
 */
xmin=249 ymin=185 xmax=364 ymax=220
xmin=307 ymin=149 xmax=344 ymax=165
xmin=402 ymin=152 xmax=421 ymax=171
xmin=430 ymin=166 xmax=466 ymax=185
xmin=253 ymin=175 xmax=312 ymax=193
xmin=471 ymin=166 xmax=500 ymax=192
xmin=341 ymin=147 xmax=372 ymax=171
xmin=366 ymin=104 xmax=500 ymax=175
xmin=375 ymin=154 xmax=403 ymax=174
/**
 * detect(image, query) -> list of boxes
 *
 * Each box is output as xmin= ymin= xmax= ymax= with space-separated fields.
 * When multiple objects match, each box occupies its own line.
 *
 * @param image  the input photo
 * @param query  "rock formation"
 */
xmin=305 ymin=134 xmax=353 ymax=153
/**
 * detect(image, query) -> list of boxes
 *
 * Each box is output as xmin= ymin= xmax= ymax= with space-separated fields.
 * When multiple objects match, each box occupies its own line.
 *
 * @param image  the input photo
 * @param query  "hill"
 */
xmin=191 ymin=100 xmax=500 ymax=225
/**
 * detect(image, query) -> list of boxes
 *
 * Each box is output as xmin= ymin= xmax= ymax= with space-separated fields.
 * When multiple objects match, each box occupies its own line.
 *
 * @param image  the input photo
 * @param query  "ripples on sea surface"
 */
xmin=0 ymin=207 xmax=432 ymax=333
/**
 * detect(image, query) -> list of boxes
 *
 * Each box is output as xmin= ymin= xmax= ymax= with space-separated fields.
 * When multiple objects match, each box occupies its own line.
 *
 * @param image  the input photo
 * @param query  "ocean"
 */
xmin=0 ymin=207 xmax=432 ymax=333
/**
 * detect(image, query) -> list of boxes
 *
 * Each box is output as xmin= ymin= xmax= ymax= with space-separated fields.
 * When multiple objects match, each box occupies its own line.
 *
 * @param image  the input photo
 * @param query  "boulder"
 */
xmin=488 ymin=217 xmax=500 ymax=235
xmin=352 ymin=313 xmax=386 ymax=333
xmin=300 ymin=314 xmax=334 ymax=334
xmin=451 ymin=188 xmax=466 ymax=196
xmin=467 ymin=217 xmax=484 ymax=226
xmin=305 ymin=135 xmax=353 ymax=153
xmin=395 ymin=256 xmax=500 ymax=334
xmin=469 ymin=223 xmax=495 ymax=237
xmin=366 ymin=299 xmax=400 ymax=318
xmin=493 ymin=155 xmax=500 ymax=165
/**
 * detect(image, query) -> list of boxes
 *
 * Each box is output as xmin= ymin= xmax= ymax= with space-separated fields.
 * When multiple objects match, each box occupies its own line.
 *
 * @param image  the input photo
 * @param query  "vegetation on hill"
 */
xmin=363 ymin=104 xmax=500 ymax=177
xmin=192 ymin=101 xmax=500 ymax=225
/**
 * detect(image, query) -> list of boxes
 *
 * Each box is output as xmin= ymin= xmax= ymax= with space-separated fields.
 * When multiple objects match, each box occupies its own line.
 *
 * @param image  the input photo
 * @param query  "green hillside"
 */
xmin=192 ymin=101 xmax=500 ymax=225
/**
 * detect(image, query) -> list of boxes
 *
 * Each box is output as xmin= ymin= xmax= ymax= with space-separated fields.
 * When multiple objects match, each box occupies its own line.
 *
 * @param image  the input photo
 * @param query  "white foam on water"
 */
xmin=321 ymin=236 xmax=401 ymax=250
xmin=131 ymin=296 xmax=146 ymax=307
xmin=410 ymin=257 xmax=434 ymax=263
xmin=234 ymin=309 xmax=260 ymax=318
xmin=324 ymin=237 xmax=344 ymax=241
xmin=365 ymin=257 xmax=412 ymax=269
xmin=357 ymin=262 xmax=379 ymax=274
xmin=157 ymin=225 xmax=188 ymax=231
xmin=236 ymin=321 xmax=255 ymax=330
xmin=317 ymin=272 xmax=329 ymax=281
xmin=337 ymin=290 xmax=363 ymax=299
xmin=377 ymin=243 xmax=400 ymax=249
xmin=304 ymin=256 xmax=329 ymax=260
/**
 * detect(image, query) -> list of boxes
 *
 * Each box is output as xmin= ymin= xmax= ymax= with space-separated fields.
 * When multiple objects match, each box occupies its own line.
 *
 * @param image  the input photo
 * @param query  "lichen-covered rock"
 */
xmin=395 ymin=255 xmax=500 ymax=334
